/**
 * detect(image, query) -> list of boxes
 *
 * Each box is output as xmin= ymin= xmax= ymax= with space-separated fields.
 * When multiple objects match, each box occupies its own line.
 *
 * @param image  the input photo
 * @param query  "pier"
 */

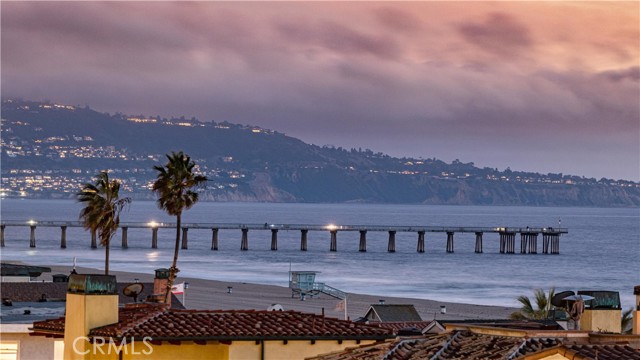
xmin=0 ymin=221 xmax=567 ymax=254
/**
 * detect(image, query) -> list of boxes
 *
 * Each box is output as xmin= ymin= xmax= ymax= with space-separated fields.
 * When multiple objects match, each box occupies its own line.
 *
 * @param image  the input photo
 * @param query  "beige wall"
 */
xmin=230 ymin=339 xmax=374 ymax=360
xmin=0 ymin=324 xmax=63 ymax=360
xmin=580 ymin=309 xmax=621 ymax=333
xmin=63 ymin=294 xmax=119 ymax=360
xmin=72 ymin=339 xmax=376 ymax=360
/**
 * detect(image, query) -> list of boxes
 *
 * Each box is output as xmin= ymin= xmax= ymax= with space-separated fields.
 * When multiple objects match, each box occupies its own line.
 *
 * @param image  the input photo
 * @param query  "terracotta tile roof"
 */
xmin=553 ymin=344 xmax=640 ymax=360
xmin=308 ymin=331 xmax=566 ymax=360
xmin=32 ymin=307 xmax=394 ymax=341
xmin=1 ymin=282 xmax=184 ymax=309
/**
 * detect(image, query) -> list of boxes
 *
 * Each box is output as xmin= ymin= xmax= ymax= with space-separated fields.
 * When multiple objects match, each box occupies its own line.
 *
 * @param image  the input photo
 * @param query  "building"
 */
xmin=0 ymin=271 xmax=184 ymax=360
xmin=308 ymin=327 xmax=640 ymax=360
xmin=1 ymin=263 xmax=51 ymax=282
xmin=29 ymin=274 xmax=393 ymax=360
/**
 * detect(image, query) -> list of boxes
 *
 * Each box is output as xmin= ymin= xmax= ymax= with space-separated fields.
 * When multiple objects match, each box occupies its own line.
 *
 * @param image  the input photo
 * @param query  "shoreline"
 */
xmin=37 ymin=264 xmax=516 ymax=321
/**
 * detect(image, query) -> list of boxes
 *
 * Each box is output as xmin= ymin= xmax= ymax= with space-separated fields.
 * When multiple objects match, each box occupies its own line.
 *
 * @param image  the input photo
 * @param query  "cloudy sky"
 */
xmin=2 ymin=1 xmax=638 ymax=180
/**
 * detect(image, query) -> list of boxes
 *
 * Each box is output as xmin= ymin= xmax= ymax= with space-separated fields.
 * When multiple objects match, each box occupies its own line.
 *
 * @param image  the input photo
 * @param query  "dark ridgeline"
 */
xmin=1 ymin=99 xmax=639 ymax=207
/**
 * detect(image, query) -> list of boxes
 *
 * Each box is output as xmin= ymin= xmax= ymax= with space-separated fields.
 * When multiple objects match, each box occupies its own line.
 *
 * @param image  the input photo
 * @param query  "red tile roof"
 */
xmin=309 ymin=330 xmax=640 ymax=360
xmin=31 ymin=306 xmax=394 ymax=341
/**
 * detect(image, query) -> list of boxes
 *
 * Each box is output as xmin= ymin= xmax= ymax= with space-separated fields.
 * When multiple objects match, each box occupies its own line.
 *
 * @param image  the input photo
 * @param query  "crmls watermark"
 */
xmin=72 ymin=336 xmax=154 ymax=355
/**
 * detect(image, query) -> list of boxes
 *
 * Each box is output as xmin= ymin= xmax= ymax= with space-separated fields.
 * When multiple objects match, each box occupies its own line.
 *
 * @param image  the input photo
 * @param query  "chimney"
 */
xmin=153 ymin=268 xmax=171 ymax=307
xmin=63 ymin=274 xmax=118 ymax=360
xmin=633 ymin=285 xmax=640 ymax=335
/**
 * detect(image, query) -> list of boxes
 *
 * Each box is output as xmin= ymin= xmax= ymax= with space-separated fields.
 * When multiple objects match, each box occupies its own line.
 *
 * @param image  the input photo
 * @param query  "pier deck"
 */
xmin=0 ymin=221 xmax=567 ymax=254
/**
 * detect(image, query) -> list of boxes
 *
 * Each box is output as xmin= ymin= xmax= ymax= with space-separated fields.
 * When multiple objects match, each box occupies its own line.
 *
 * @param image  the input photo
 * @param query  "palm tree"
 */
xmin=152 ymin=151 xmax=207 ymax=303
xmin=77 ymin=171 xmax=131 ymax=275
xmin=621 ymin=307 xmax=633 ymax=334
xmin=510 ymin=288 xmax=555 ymax=320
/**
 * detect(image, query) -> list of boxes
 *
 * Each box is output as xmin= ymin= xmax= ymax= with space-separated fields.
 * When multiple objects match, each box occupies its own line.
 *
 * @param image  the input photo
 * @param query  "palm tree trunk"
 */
xmin=105 ymin=236 xmax=110 ymax=275
xmin=164 ymin=212 xmax=182 ymax=303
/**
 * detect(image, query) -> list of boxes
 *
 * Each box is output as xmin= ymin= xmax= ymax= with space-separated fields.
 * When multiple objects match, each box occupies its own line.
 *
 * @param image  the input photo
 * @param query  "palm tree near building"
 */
xmin=510 ymin=288 xmax=556 ymax=320
xmin=621 ymin=307 xmax=633 ymax=334
xmin=152 ymin=151 xmax=207 ymax=303
xmin=77 ymin=171 xmax=131 ymax=275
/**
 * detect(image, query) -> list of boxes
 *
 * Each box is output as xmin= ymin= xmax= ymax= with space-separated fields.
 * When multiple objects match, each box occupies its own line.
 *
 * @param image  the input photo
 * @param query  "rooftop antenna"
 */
xmin=123 ymin=283 xmax=145 ymax=303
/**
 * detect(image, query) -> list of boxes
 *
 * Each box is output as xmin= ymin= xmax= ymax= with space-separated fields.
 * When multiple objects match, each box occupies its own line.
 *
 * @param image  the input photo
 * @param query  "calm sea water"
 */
xmin=1 ymin=199 xmax=638 ymax=309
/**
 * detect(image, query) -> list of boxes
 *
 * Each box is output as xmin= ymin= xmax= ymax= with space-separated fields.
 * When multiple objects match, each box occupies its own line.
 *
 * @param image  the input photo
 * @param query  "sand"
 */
xmin=38 ymin=265 xmax=516 ymax=321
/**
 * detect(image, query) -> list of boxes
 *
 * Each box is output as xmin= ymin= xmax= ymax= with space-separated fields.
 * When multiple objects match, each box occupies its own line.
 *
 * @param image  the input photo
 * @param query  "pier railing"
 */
xmin=0 ymin=220 xmax=567 ymax=254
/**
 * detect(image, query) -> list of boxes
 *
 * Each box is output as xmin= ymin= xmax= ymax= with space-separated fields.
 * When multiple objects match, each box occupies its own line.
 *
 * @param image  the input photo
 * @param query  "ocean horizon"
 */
xmin=1 ymin=199 xmax=638 ymax=310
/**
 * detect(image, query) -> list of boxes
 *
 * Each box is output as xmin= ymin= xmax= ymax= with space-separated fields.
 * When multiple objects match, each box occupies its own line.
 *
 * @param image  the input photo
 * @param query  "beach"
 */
xmin=40 ymin=265 xmax=516 ymax=321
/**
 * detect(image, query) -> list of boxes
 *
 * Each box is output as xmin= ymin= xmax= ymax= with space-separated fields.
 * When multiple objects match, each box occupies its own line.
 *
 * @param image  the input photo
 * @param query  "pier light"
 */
xmin=326 ymin=224 xmax=337 ymax=231
xmin=28 ymin=220 xmax=37 ymax=225
xmin=148 ymin=221 xmax=158 ymax=228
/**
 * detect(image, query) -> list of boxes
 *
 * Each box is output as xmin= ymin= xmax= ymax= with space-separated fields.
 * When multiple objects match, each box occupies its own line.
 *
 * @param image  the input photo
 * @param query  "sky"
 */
xmin=2 ymin=1 xmax=639 ymax=181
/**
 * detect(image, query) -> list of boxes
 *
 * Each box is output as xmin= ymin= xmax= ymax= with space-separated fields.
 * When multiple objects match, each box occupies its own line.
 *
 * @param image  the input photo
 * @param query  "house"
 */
xmin=1 ymin=263 xmax=51 ymax=282
xmin=362 ymin=304 xmax=422 ymax=323
xmin=0 ymin=270 xmax=184 ymax=360
xmin=29 ymin=273 xmax=394 ymax=360
xmin=307 ymin=327 xmax=640 ymax=360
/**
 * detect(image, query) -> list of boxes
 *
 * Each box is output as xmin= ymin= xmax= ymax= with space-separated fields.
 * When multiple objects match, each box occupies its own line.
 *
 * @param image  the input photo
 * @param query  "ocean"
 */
xmin=1 ymin=199 xmax=638 ymax=309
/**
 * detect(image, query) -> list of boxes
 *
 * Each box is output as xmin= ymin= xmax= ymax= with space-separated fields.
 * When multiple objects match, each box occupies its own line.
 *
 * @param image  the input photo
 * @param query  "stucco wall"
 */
xmin=580 ymin=309 xmax=621 ymax=333
xmin=0 ymin=325 xmax=63 ymax=360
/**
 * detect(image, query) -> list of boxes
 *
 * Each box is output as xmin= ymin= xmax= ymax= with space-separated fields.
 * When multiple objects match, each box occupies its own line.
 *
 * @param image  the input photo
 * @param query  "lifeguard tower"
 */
xmin=289 ymin=271 xmax=345 ymax=300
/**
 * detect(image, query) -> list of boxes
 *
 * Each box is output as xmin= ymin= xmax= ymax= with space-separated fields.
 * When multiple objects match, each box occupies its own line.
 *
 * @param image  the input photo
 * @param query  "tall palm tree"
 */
xmin=621 ymin=307 xmax=633 ymax=334
xmin=77 ymin=171 xmax=131 ymax=275
xmin=510 ymin=288 xmax=556 ymax=320
xmin=152 ymin=151 xmax=207 ymax=303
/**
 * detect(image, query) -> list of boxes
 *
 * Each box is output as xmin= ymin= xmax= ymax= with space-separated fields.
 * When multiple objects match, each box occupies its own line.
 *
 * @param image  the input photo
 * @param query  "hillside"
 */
xmin=1 ymin=99 xmax=638 ymax=206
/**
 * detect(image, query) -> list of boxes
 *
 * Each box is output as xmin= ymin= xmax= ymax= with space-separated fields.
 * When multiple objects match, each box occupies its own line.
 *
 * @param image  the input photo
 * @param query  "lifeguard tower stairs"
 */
xmin=289 ymin=271 xmax=346 ymax=299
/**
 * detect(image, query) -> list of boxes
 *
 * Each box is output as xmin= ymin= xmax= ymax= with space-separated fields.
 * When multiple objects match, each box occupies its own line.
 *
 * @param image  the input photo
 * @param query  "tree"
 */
xmin=510 ymin=288 xmax=555 ymax=320
xmin=622 ymin=307 xmax=634 ymax=334
xmin=152 ymin=151 xmax=207 ymax=303
xmin=77 ymin=171 xmax=131 ymax=275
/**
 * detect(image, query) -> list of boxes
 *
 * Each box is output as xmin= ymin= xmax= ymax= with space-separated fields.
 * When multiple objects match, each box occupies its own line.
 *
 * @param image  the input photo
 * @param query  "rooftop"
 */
xmin=307 ymin=330 xmax=640 ymax=360
xmin=31 ymin=305 xmax=394 ymax=341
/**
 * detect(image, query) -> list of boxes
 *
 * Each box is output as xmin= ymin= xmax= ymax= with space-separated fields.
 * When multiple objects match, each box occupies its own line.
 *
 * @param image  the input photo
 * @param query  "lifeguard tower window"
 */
xmin=578 ymin=291 xmax=621 ymax=309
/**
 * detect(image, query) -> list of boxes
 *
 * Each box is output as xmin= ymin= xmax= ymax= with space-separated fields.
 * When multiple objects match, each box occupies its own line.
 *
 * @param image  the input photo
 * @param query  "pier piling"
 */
xmin=529 ymin=233 xmax=538 ymax=254
xmin=151 ymin=227 xmax=158 ymax=249
xmin=29 ymin=225 xmax=36 ymax=248
xmin=1 ymin=225 xmax=6 ymax=247
xmin=241 ymin=228 xmax=249 ymax=251
xmin=417 ymin=231 xmax=425 ymax=253
xmin=520 ymin=233 xmax=528 ymax=254
xmin=60 ymin=226 xmax=67 ymax=248
xmin=211 ymin=228 xmax=219 ymax=250
xmin=446 ymin=232 xmax=454 ymax=253
xmin=271 ymin=229 xmax=278 ymax=251
xmin=359 ymin=230 xmax=367 ymax=252
xmin=387 ymin=231 xmax=396 ymax=253
xmin=330 ymin=230 xmax=337 ymax=252
xmin=181 ymin=227 xmax=189 ymax=250
xmin=121 ymin=227 xmax=128 ymax=249
xmin=474 ymin=232 xmax=483 ymax=253
xmin=91 ymin=229 xmax=97 ymax=249
xmin=300 ymin=229 xmax=308 ymax=251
